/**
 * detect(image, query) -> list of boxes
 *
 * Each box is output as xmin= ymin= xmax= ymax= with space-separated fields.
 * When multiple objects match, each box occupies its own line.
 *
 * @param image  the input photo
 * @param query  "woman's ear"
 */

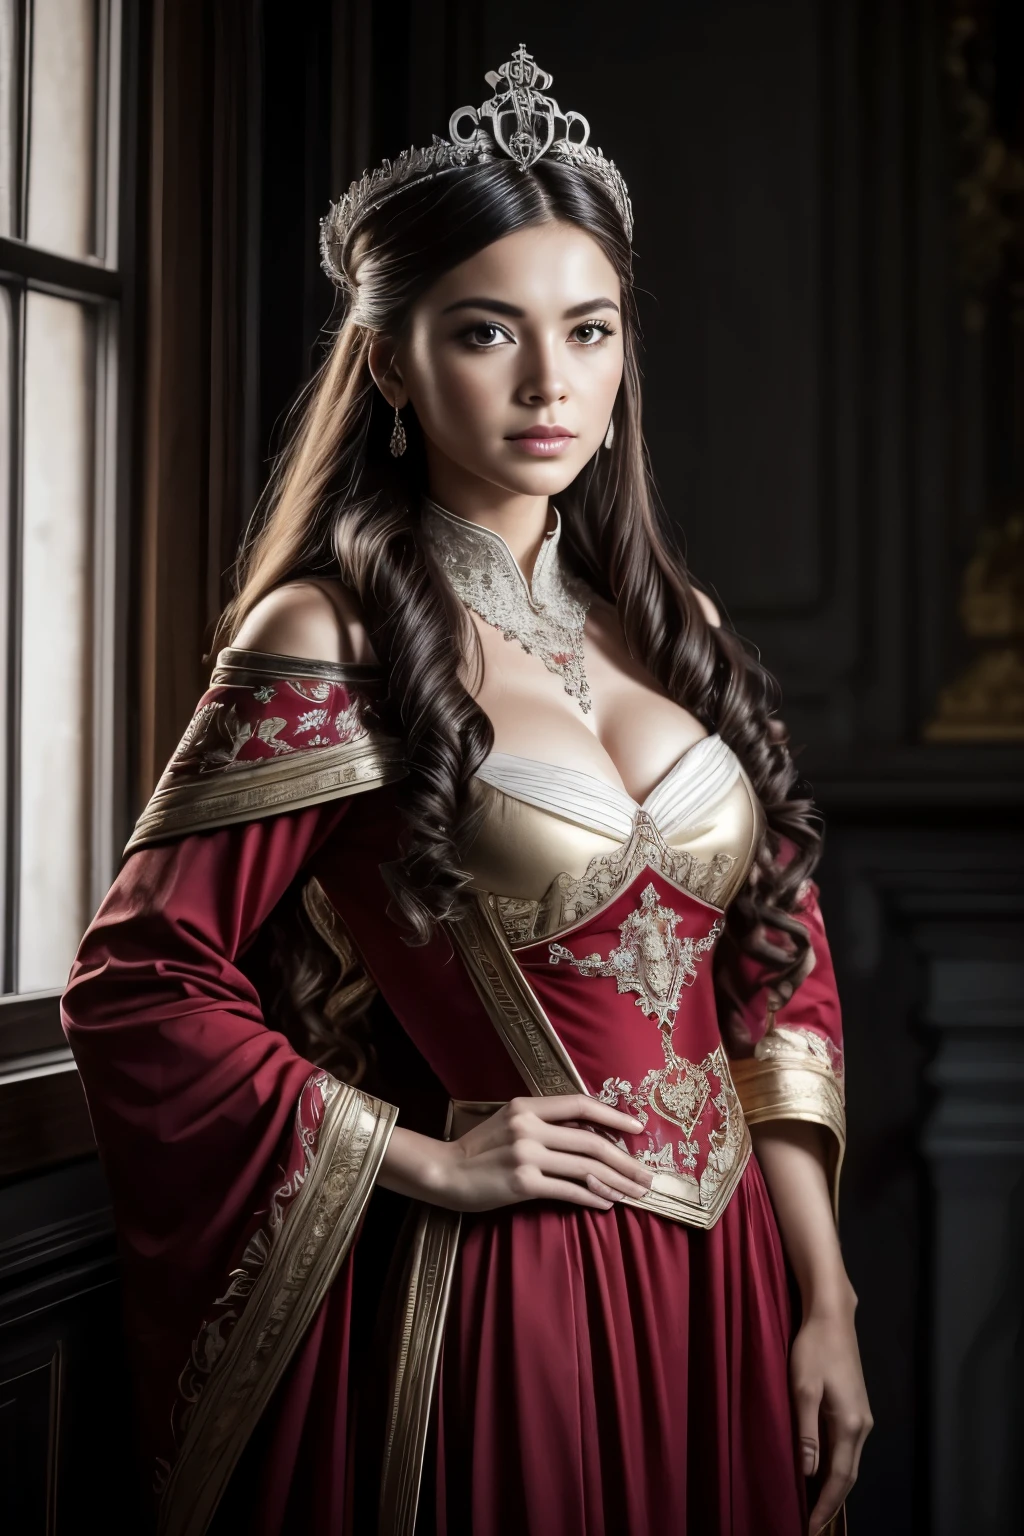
xmin=367 ymin=336 xmax=408 ymax=408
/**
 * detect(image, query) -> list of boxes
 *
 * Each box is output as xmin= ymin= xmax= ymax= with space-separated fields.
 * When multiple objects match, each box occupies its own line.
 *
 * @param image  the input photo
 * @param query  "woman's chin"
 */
xmin=484 ymin=450 xmax=595 ymax=497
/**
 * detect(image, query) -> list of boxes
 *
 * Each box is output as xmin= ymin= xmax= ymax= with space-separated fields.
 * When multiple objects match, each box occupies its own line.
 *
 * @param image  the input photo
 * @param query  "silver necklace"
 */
xmin=421 ymin=498 xmax=594 ymax=713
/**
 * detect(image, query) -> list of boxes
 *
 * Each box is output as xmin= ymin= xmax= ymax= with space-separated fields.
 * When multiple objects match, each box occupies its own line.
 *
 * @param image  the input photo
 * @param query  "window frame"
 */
xmin=0 ymin=0 xmax=139 ymax=1080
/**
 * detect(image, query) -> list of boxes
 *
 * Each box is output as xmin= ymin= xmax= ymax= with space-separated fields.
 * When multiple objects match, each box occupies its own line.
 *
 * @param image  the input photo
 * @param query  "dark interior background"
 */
xmin=1 ymin=3 xmax=1021 ymax=1533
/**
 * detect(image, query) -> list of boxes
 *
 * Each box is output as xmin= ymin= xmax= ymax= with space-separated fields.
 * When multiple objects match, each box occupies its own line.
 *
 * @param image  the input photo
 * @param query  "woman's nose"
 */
xmin=515 ymin=343 xmax=568 ymax=407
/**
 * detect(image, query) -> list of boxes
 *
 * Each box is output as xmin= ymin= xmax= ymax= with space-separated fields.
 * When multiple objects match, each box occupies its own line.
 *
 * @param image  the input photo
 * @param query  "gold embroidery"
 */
xmin=450 ymin=892 xmax=750 ymax=1229
xmin=255 ymin=717 xmax=292 ymax=753
xmin=163 ymin=1075 xmax=337 ymax=1471
xmin=289 ymin=681 xmax=333 ymax=703
xmin=156 ymin=1079 xmax=397 ymax=1536
xmin=295 ymin=707 xmax=330 ymax=733
xmin=126 ymin=736 xmax=406 ymax=852
xmin=210 ymin=647 xmax=386 ymax=690
xmin=759 ymin=1021 xmax=846 ymax=1095
xmin=596 ymin=1046 xmax=748 ymax=1213
xmin=378 ymin=1202 xmax=462 ymax=1536
xmin=547 ymin=884 xmax=747 ymax=1210
xmin=548 ymin=882 xmax=723 ymax=1028
xmin=170 ymin=701 xmax=253 ymax=773
xmin=448 ymin=895 xmax=586 ymax=1097
xmin=730 ymin=1023 xmax=847 ymax=1220
xmin=333 ymin=698 xmax=365 ymax=742
xmin=496 ymin=809 xmax=735 ymax=944
xmin=378 ymin=1097 xmax=475 ymax=1536
xmin=127 ymin=644 xmax=407 ymax=852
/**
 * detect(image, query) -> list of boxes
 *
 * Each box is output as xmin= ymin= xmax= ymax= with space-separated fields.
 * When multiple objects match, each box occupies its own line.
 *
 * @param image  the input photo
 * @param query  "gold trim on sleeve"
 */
xmin=156 ymin=1081 xmax=397 ymax=1536
xmin=126 ymin=734 xmax=406 ymax=852
xmin=730 ymin=1023 xmax=846 ymax=1220
xmin=211 ymin=647 xmax=387 ymax=689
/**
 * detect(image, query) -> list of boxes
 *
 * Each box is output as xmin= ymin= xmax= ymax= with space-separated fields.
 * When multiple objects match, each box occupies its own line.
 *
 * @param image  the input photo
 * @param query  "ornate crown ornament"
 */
xmin=320 ymin=44 xmax=633 ymax=288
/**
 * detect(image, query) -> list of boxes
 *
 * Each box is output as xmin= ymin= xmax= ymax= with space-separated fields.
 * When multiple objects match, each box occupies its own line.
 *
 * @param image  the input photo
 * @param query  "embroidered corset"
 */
xmin=456 ymin=735 xmax=764 ymax=1228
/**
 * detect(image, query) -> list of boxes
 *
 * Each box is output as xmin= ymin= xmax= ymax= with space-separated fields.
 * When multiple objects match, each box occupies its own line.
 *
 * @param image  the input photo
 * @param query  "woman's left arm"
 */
xmin=751 ymin=1118 xmax=872 ymax=1535
xmin=719 ymin=878 xmax=872 ymax=1535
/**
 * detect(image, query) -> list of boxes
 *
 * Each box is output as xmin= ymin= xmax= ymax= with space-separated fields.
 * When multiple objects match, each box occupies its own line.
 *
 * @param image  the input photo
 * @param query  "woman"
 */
xmin=63 ymin=47 xmax=870 ymax=1536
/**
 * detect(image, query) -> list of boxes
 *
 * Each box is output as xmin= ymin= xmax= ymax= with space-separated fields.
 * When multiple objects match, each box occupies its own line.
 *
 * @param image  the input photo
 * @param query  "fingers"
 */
xmin=543 ymin=1124 xmax=654 ymax=1187
xmin=540 ymin=1149 xmax=650 ymax=1201
xmin=809 ymin=1469 xmax=854 ymax=1534
xmin=808 ymin=1410 xmax=872 ymax=1535
xmin=487 ymin=1097 xmax=657 ymax=1214
xmin=503 ymin=1156 xmax=615 ymax=1210
xmin=793 ymin=1376 xmax=821 ymax=1481
xmin=533 ymin=1176 xmax=616 ymax=1211
xmin=513 ymin=1094 xmax=643 ymax=1136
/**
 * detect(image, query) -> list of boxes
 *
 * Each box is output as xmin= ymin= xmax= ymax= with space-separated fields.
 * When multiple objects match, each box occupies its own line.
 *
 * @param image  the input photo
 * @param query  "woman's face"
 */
xmin=373 ymin=221 xmax=625 ymax=507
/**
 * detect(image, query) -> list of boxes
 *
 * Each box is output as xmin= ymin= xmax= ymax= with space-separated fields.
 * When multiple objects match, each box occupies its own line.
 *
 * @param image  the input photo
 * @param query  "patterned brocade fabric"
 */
xmin=126 ymin=647 xmax=406 ymax=853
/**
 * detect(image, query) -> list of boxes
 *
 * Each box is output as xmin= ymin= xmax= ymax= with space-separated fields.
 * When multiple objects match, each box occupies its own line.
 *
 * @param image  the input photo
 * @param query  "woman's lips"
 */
xmin=506 ymin=426 xmax=576 ymax=457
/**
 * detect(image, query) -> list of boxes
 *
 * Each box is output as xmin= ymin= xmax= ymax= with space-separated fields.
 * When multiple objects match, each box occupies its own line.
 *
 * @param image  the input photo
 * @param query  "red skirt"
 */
xmin=430 ymin=1154 xmax=805 ymax=1536
xmin=215 ymin=1156 xmax=805 ymax=1536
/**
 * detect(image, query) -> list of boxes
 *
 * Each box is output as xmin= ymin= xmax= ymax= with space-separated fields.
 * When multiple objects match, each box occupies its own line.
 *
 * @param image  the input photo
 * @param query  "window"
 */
xmin=0 ymin=2 xmax=133 ymax=1047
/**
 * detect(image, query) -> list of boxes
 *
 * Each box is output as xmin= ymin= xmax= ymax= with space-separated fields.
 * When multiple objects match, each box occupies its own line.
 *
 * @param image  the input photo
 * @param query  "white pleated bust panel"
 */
xmin=475 ymin=734 xmax=740 ymax=843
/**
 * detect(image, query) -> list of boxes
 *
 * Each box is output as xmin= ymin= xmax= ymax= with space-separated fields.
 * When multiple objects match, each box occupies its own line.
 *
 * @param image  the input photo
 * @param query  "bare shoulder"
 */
xmin=231 ymin=578 xmax=379 ymax=665
xmin=694 ymin=589 xmax=722 ymax=628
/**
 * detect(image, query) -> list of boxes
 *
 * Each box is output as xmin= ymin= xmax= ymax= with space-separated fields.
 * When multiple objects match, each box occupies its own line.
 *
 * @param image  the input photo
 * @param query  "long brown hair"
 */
xmin=218 ymin=157 xmax=820 ymax=998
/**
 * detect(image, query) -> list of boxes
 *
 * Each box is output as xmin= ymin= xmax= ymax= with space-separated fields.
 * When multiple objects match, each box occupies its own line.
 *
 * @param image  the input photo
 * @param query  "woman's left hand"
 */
xmin=790 ymin=1299 xmax=873 ymax=1535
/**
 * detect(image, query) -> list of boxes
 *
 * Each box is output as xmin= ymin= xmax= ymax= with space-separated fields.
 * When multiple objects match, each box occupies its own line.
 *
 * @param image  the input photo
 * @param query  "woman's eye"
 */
xmin=462 ymin=322 xmax=511 ymax=348
xmin=572 ymin=321 xmax=614 ymax=346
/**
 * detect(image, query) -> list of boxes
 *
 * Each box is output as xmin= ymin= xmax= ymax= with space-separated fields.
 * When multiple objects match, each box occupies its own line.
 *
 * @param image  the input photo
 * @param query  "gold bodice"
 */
xmin=461 ymin=735 xmax=763 ymax=944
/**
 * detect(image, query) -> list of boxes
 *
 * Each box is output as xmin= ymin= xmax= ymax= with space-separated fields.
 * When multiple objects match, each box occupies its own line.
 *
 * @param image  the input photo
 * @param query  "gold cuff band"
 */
xmin=731 ymin=1028 xmax=846 ymax=1220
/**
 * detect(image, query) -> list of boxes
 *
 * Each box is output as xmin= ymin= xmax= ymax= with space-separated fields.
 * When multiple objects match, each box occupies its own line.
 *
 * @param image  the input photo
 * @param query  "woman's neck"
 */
xmin=425 ymin=463 xmax=553 ymax=583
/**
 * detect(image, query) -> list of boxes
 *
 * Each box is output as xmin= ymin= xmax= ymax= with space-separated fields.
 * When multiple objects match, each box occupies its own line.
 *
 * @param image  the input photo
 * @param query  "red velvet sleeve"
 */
xmin=61 ymin=802 xmax=397 ymax=1532
xmin=717 ymin=878 xmax=847 ymax=1217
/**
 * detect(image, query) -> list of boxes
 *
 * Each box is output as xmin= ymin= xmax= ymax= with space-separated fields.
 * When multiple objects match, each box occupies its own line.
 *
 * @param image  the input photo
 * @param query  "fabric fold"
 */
xmin=63 ymin=792 xmax=398 ymax=1535
xmin=475 ymin=734 xmax=739 ymax=843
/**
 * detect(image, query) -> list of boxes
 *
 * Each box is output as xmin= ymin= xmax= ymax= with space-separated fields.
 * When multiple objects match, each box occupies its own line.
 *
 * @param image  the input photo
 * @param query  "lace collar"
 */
xmin=421 ymin=497 xmax=594 ymax=713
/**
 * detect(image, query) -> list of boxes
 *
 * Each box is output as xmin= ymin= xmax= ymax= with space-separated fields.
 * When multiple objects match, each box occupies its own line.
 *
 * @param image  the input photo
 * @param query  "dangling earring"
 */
xmin=390 ymin=403 xmax=407 ymax=458
xmin=603 ymin=416 xmax=615 ymax=450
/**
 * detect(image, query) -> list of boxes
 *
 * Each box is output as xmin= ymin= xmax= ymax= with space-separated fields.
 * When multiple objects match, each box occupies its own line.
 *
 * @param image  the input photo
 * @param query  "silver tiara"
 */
xmin=320 ymin=44 xmax=634 ymax=288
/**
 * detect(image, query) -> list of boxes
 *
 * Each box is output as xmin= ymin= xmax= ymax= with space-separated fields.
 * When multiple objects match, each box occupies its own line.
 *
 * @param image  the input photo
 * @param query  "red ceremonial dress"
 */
xmin=63 ymin=580 xmax=846 ymax=1536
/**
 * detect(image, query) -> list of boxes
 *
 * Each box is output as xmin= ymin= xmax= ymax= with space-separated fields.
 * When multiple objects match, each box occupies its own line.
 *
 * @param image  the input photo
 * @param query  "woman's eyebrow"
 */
xmin=441 ymin=297 xmax=524 ymax=316
xmin=562 ymin=297 xmax=620 ymax=318
xmin=439 ymin=296 xmax=621 ymax=318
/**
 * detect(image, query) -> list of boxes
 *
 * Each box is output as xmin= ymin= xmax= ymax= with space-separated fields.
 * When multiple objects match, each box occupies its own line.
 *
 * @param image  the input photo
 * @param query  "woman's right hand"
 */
xmin=394 ymin=1095 xmax=655 ymax=1213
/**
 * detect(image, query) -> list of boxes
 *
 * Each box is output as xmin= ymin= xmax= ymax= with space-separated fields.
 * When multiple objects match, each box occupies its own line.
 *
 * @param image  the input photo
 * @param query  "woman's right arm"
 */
xmin=381 ymin=1095 xmax=655 ymax=1211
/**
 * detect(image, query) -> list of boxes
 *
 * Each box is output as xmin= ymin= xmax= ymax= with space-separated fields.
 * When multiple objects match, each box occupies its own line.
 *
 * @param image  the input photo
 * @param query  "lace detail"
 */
xmin=549 ymin=882 xmax=724 ymax=1028
xmin=421 ymin=497 xmax=594 ymax=713
xmin=496 ymin=808 xmax=735 ymax=943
